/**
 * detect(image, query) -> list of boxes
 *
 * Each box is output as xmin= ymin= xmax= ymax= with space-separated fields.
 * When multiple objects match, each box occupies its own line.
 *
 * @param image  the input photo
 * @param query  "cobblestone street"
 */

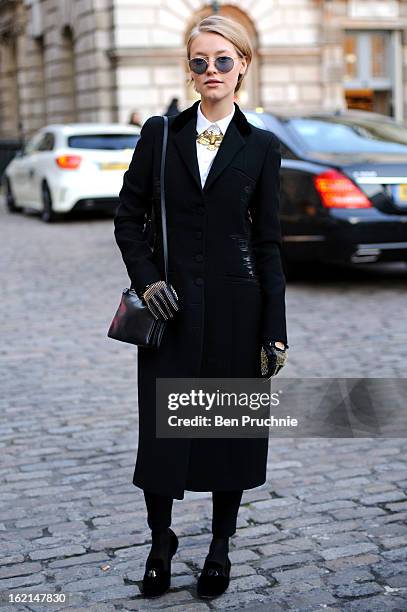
xmin=1 ymin=202 xmax=407 ymax=611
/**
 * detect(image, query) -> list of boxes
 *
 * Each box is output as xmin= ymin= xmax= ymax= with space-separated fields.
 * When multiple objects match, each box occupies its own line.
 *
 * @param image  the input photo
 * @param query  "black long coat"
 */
xmin=114 ymin=100 xmax=287 ymax=500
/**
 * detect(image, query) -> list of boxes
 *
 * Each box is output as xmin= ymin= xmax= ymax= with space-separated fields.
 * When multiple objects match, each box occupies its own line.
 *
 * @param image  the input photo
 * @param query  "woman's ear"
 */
xmin=240 ymin=57 xmax=248 ymax=76
xmin=186 ymin=74 xmax=196 ymax=91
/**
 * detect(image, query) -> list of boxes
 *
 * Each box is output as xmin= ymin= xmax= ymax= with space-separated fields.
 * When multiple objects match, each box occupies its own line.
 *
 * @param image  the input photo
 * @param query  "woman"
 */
xmin=114 ymin=14 xmax=289 ymax=599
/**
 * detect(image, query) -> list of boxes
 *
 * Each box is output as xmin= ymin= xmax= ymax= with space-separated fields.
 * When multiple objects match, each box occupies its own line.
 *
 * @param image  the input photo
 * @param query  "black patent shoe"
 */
xmin=197 ymin=556 xmax=231 ymax=598
xmin=141 ymin=528 xmax=178 ymax=597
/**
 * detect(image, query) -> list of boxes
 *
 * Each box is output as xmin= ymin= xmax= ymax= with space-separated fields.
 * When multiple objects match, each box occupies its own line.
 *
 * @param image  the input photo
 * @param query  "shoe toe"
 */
xmin=197 ymin=558 xmax=231 ymax=598
xmin=142 ymin=559 xmax=170 ymax=597
xmin=141 ymin=529 xmax=178 ymax=598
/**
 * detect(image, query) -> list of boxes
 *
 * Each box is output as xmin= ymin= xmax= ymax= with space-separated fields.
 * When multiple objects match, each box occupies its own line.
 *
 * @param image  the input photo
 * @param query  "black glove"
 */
xmin=141 ymin=280 xmax=179 ymax=321
xmin=260 ymin=340 xmax=289 ymax=379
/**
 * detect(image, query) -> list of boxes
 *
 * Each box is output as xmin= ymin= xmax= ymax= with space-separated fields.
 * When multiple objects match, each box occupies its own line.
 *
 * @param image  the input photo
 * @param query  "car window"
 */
xmin=279 ymin=142 xmax=297 ymax=160
xmin=244 ymin=112 xmax=296 ymax=159
xmin=38 ymin=132 xmax=55 ymax=151
xmin=244 ymin=113 xmax=268 ymax=129
xmin=288 ymin=117 xmax=407 ymax=153
xmin=24 ymin=132 xmax=44 ymax=155
xmin=67 ymin=134 xmax=139 ymax=150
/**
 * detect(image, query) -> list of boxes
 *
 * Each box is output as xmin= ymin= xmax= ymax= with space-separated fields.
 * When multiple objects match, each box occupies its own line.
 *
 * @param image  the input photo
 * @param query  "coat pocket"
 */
xmin=224 ymin=273 xmax=261 ymax=286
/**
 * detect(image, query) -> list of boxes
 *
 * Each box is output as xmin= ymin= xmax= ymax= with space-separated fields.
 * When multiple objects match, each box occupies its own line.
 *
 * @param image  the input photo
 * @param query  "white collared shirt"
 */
xmin=196 ymin=101 xmax=235 ymax=188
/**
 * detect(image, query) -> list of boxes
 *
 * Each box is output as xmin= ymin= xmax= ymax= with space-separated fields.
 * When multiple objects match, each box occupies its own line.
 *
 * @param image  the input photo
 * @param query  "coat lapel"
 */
xmin=171 ymin=110 xmax=202 ymax=194
xmin=171 ymin=100 xmax=252 ymax=194
xmin=203 ymin=120 xmax=246 ymax=193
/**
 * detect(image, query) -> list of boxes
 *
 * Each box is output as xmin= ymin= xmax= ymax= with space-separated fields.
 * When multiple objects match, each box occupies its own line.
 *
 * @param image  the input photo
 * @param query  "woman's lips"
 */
xmin=205 ymin=81 xmax=222 ymax=86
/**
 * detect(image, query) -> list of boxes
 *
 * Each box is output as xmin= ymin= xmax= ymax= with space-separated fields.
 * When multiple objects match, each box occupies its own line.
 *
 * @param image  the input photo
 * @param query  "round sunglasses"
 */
xmin=188 ymin=56 xmax=239 ymax=75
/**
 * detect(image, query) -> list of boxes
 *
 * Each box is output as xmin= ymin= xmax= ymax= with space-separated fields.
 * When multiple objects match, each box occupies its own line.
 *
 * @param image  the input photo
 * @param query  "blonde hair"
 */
xmin=186 ymin=15 xmax=252 ymax=94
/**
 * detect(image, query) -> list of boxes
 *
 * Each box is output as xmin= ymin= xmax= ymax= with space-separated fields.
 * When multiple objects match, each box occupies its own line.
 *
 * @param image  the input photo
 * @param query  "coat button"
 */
xmin=195 ymin=277 xmax=203 ymax=286
xmin=195 ymin=231 xmax=202 ymax=239
xmin=195 ymin=254 xmax=203 ymax=262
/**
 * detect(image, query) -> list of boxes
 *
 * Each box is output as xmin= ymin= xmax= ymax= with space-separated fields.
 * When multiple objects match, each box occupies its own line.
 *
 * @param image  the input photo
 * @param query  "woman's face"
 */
xmin=189 ymin=32 xmax=247 ymax=102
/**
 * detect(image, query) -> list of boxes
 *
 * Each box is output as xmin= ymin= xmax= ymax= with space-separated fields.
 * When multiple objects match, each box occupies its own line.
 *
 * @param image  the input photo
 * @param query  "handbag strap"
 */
xmin=160 ymin=115 xmax=169 ymax=283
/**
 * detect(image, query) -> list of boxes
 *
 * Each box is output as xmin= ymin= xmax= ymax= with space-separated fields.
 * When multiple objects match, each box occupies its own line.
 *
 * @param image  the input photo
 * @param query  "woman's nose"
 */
xmin=205 ymin=59 xmax=218 ymax=73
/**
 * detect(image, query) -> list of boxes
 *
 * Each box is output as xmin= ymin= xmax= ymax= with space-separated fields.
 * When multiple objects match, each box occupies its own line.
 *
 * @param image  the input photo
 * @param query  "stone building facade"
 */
xmin=0 ymin=0 xmax=406 ymax=139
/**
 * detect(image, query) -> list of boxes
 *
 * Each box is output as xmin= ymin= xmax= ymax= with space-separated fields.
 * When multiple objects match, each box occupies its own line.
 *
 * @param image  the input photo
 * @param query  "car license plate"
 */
xmin=100 ymin=162 xmax=128 ymax=171
xmin=399 ymin=184 xmax=407 ymax=201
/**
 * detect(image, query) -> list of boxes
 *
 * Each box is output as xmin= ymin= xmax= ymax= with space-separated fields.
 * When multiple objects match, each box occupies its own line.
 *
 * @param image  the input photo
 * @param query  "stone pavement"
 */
xmin=1 ymin=202 xmax=407 ymax=611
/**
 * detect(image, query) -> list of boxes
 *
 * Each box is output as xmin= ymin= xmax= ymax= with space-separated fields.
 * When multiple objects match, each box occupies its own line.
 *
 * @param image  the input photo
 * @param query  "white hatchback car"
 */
xmin=3 ymin=123 xmax=141 ymax=222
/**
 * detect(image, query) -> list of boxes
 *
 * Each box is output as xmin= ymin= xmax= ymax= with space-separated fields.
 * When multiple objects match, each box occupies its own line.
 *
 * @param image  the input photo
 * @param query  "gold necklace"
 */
xmin=196 ymin=127 xmax=224 ymax=151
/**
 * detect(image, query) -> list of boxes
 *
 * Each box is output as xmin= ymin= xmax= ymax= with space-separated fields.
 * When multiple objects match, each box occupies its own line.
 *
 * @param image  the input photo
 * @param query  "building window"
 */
xmin=344 ymin=34 xmax=358 ymax=81
xmin=343 ymin=30 xmax=392 ymax=115
xmin=371 ymin=32 xmax=387 ymax=78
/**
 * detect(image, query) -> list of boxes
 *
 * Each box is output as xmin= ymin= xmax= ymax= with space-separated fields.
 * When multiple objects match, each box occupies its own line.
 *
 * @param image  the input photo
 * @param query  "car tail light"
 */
xmin=55 ymin=155 xmax=82 ymax=169
xmin=313 ymin=169 xmax=372 ymax=208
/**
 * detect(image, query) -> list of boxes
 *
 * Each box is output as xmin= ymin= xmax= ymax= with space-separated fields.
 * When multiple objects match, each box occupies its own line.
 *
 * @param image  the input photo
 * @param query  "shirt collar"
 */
xmin=196 ymin=101 xmax=235 ymax=136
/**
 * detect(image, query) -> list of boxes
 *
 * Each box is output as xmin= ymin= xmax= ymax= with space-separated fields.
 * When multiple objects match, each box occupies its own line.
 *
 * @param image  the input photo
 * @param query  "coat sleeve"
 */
xmin=250 ymin=134 xmax=288 ymax=345
xmin=114 ymin=117 xmax=163 ymax=296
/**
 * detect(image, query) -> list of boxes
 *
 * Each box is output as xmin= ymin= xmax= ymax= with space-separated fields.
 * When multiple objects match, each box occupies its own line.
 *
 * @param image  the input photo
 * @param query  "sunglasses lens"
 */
xmin=215 ymin=57 xmax=234 ymax=72
xmin=189 ymin=58 xmax=207 ymax=74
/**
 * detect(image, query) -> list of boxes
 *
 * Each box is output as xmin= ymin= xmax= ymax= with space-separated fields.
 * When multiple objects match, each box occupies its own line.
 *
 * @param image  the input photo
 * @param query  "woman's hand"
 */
xmin=142 ymin=280 xmax=179 ymax=320
xmin=260 ymin=340 xmax=288 ymax=378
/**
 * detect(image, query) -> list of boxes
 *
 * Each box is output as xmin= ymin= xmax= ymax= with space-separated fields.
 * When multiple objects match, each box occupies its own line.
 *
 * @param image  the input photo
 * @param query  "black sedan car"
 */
xmin=243 ymin=108 xmax=407 ymax=270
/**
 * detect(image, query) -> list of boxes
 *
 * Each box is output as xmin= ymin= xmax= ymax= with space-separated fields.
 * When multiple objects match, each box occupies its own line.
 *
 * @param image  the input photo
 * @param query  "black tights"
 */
xmin=143 ymin=489 xmax=243 ymax=537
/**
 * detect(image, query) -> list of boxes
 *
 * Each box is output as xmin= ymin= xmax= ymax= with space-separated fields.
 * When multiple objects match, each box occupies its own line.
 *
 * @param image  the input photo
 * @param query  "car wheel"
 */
xmin=41 ymin=182 xmax=58 ymax=223
xmin=4 ymin=178 xmax=22 ymax=213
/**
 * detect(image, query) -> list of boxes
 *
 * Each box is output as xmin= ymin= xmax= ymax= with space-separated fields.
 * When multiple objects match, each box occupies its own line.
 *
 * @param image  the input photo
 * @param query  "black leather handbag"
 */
xmin=107 ymin=116 xmax=170 ymax=349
